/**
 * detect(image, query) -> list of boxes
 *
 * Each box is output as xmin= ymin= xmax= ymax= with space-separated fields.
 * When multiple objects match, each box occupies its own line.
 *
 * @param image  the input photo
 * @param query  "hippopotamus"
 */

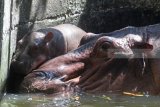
xmin=19 ymin=33 xmax=152 ymax=94
xmin=10 ymin=24 xmax=86 ymax=75
xmin=77 ymin=24 xmax=160 ymax=95
xmin=7 ymin=24 xmax=86 ymax=93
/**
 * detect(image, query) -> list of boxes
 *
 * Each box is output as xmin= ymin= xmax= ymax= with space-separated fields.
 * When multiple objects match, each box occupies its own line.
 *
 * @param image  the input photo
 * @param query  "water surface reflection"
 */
xmin=1 ymin=92 xmax=160 ymax=107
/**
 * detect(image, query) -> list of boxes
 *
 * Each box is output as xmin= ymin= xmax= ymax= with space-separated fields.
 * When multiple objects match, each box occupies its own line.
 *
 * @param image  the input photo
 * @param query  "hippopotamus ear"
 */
xmin=44 ymin=32 xmax=54 ymax=43
xmin=132 ymin=42 xmax=153 ymax=52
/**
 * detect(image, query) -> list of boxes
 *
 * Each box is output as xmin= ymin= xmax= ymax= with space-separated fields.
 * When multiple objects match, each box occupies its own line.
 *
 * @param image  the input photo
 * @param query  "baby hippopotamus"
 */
xmin=11 ymin=24 xmax=86 ymax=75
xmin=19 ymin=34 xmax=152 ymax=94
xmin=7 ymin=24 xmax=86 ymax=93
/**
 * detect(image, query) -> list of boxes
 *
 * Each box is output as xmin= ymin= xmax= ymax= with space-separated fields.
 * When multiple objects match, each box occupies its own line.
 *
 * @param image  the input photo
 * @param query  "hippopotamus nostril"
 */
xmin=35 ymin=71 xmax=46 ymax=80
xmin=101 ymin=42 xmax=111 ymax=51
xmin=15 ymin=54 xmax=30 ymax=63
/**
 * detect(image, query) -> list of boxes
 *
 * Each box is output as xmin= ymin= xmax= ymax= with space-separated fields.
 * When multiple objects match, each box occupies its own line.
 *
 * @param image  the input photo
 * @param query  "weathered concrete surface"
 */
xmin=9 ymin=0 xmax=20 ymax=63
xmin=0 ymin=0 xmax=11 ymax=92
xmin=17 ymin=0 xmax=87 ymax=40
xmin=0 ymin=0 xmax=3 ymax=60
xmin=78 ymin=0 xmax=160 ymax=33
xmin=19 ymin=0 xmax=85 ymax=22
xmin=0 ymin=0 xmax=20 ymax=93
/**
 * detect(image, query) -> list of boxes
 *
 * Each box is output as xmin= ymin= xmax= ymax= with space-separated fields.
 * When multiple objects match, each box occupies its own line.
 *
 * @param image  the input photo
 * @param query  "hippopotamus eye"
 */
xmin=28 ymin=45 xmax=39 ymax=56
xmin=100 ymin=42 xmax=112 ymax=51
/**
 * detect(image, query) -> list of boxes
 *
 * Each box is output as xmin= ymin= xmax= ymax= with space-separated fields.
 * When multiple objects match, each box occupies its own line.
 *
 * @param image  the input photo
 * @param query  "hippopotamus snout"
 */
xmin=11 ymin=53 xmax=49 ymax=75
xmin=20 ymin=71 xmax=69 ymax=93
xmin=10 ymin=54 xmax=32 ymax=74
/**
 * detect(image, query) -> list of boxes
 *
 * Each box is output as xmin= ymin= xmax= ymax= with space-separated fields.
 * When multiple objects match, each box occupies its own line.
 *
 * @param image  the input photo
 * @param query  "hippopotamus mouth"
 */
xmin=10 ymin=53 xmax=49 ymax=76
xmin=10 ymin=58 xmax=31 ymax=75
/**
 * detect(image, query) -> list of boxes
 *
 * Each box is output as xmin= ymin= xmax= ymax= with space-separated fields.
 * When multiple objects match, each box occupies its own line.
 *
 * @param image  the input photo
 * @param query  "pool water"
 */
xmin=1 ymin=92 xmax=160 ymax=107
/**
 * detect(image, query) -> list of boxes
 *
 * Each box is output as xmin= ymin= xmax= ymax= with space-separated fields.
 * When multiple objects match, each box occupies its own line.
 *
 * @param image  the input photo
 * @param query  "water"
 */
xmin=1 ymin=92 xmax=160 ymax=107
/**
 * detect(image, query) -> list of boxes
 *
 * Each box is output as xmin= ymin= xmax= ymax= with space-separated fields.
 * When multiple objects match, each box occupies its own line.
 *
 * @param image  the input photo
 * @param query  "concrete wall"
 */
xmin=0 ymin=0 xmax=4 ymax=93
xmin=0 ymin=0 xmax=160 ymax=93
xmin=16 ymin=0 xmax=160 ymax=41
xmin=78 ymin=0 xmax=160 ymax=33
xmin=17 ymin=0 xmax=87 ymax=40
xmin=0 ymin=0 xmax=11 ymax=92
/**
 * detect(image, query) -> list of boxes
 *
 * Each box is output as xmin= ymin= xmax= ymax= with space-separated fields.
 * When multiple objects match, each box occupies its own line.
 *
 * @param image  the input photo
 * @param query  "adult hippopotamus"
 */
xmin=19 ymin=33 xmax=152 ymax=94
xmin=11 ymin=24 xmax=86 ymax=75
xmin=78 ymin=24 xmax=160 ymax=95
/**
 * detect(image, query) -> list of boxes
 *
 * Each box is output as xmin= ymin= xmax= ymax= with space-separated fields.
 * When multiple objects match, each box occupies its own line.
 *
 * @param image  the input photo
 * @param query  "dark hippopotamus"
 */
xmin=7 ymin=24 xmax=86 ymax=93
xmin=19 ymin=33 xmax=152 ymax=94
xmin=11 ymin=24 xmax=86 ymax=75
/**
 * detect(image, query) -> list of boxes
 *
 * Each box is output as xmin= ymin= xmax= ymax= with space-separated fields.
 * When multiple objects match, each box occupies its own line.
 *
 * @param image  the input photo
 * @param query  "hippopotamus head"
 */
xmin=11 ymin=32 xmax=54 ymax=75
xmin=10 ymin=24 xmax=87 ymax=76
xmin=81 ymin=33 xmax=153 ymax=58
xmin=78 ymin=34 xmax=154 ymax=94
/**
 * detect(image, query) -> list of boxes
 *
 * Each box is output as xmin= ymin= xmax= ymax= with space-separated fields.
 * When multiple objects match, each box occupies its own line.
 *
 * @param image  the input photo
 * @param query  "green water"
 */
xmin=1 ymin=92 xmax=160 ymax=107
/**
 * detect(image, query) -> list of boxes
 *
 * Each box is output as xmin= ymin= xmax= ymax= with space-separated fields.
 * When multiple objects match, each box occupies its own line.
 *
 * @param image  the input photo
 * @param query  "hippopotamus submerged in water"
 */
xmin=7 ymin=24 xmax=86 ymax=93
xmin=19 ymin=31 xmax=153 ymax=94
